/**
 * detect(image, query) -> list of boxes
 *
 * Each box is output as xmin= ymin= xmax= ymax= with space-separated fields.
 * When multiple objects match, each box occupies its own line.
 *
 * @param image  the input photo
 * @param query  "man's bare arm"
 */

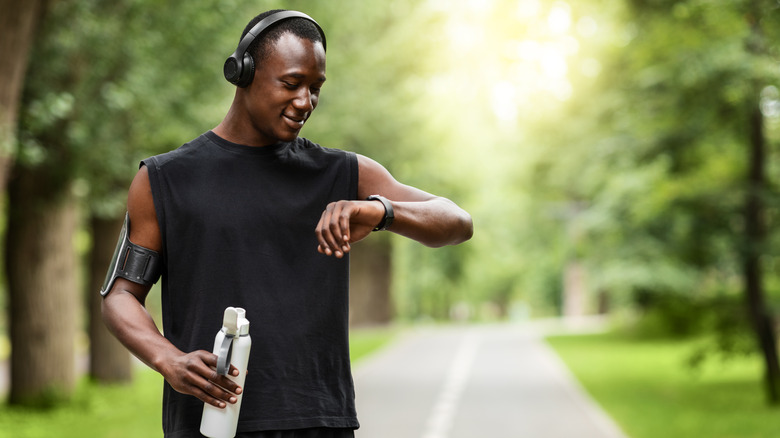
xmin=315 ymin=154 xmax=473 ymax=257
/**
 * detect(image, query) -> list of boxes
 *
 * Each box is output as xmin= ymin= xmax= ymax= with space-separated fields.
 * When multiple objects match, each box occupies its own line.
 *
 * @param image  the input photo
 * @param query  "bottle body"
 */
xmin=200 ymin=308 xmax=251 ymax=438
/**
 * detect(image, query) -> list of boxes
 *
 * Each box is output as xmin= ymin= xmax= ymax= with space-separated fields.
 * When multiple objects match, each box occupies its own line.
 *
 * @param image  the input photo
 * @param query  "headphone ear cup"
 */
xmin=223 ymin=55 xmax=242 ymax=85
xmin=236 ymin=52 xmax=255 ymax=88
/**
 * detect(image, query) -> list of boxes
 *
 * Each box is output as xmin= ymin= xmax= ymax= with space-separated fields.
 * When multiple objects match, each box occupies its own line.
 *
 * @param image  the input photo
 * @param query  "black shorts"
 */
xmin=235 ymin=428 xmax=355 ymax=438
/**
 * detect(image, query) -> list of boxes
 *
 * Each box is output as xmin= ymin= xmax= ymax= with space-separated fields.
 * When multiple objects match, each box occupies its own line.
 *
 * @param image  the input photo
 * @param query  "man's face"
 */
xmin=245 ymin=32 xmax=326 ymax=145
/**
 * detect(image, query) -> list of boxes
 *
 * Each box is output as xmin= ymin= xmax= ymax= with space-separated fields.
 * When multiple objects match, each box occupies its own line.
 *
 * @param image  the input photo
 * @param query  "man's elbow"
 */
xmin=452 ymin=211 xmax=474 ymax=245
xmin=439 ymin=198 xmax=473 ymax=245
xmin=427 ymin=211 xmax=473 ymax=248
xmin=461 ymin=214 xmax=474 ymax=243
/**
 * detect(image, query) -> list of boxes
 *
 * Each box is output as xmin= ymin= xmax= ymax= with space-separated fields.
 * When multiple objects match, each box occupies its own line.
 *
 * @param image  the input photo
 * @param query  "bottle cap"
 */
xmin=235 ymin=307 xmax=250 ymax=336
xmin=222 ymin=307 xmax=239 ymax=336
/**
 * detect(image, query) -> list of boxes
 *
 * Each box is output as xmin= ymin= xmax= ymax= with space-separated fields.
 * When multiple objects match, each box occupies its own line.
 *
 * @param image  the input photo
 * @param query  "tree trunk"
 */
xmin=744 ymin=100 xmax=780 ymax=404
xmin=741 ymin=0 xmax=780 ymax=405
xmin=88 ymin=214 xmax=132 ymax=383
xmin=349 ymin=237 xmax=393 ymax=327
xmin=0 ymin=0 xmax=47 ymax=193
xmin=6 ymin=168 xmax=79 ymax=406
xmin=563 ymin=260 xmax=587 ymax=318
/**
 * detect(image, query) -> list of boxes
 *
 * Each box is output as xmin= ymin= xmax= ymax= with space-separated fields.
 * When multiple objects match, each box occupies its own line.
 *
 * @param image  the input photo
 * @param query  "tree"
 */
xmin=6 ymin=179 xmax=78 ymax=406
xmin=0 ymin=0 xmax=49 ymax=195
xmin=527 ymin=0 xmax=780 ymax=403
xmin=742 ymin=0 xmax=780 ymax=402
xmin=6 ymin=0 xmax=82 ymax=402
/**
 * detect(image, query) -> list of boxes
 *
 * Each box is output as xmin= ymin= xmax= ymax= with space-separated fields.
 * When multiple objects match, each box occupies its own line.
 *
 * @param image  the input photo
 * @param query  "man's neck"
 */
xmin=213 ymin=108 xmax=273 ymax=147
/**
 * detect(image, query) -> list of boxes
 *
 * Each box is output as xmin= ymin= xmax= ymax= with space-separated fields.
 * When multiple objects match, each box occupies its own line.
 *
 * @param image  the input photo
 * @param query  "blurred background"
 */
xmin=2 ymin=0 xmax=780 ymax=437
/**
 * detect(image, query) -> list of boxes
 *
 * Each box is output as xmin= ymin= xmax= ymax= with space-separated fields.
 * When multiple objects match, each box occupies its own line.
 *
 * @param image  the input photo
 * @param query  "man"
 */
xmin=101 ymin=9 xmax=472 ymax=438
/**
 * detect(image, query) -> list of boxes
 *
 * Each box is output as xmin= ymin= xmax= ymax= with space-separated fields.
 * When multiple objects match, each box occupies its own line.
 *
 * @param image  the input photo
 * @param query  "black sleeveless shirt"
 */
xmin=142 ymin=131 xmax=360 ymax=436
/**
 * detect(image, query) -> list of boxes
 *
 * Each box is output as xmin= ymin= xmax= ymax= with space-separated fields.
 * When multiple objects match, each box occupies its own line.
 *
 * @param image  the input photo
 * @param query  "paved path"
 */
xmin=353 ymin=322 xmax=628 ymax=438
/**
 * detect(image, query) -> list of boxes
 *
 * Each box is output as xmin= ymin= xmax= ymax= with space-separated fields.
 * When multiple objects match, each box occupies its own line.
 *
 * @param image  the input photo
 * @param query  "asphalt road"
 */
xmin=352 ymin=323 xmax=628 ymax=438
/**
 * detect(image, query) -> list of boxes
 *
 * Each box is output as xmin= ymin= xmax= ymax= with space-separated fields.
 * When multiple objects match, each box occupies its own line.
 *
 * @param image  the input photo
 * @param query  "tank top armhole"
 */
xmin=139 ymin=157 xmax=167 ymax=264
xmin=347 ymin=151 xmax=359 ymax=200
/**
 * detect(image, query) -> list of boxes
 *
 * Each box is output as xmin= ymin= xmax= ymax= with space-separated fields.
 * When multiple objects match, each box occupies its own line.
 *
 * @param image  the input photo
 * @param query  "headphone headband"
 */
xmin=224 ymin=10 xmax=326 ymax=87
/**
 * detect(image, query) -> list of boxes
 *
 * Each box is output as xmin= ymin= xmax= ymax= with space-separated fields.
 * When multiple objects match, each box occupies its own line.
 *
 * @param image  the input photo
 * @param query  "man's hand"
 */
xmin=159 ymin=350 xmax=242 ymax=409
xmin=315 ymin=200 xmax=385 ymax=258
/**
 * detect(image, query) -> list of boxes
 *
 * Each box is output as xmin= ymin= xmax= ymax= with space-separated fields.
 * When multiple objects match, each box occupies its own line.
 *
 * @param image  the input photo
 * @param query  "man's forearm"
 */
xmin=389 ymin=197 xmax=473 ymax=247
xmin=101 ymin=289 xmax=180 ymax=373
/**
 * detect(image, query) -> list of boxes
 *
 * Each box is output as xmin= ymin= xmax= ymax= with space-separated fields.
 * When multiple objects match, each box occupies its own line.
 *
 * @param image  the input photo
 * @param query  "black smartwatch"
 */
xmin=367 ymin=195 xmax=394 ymax=231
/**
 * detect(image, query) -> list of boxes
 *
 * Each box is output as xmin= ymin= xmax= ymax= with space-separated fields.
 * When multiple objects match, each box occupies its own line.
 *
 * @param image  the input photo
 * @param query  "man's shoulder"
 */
xmin=142 ymin=132 xmax=209 ymax=169
xmin=291 ymin=138 xmax=357 ymax=174
xmin=295 ymin=137 xmax=353 ymax=158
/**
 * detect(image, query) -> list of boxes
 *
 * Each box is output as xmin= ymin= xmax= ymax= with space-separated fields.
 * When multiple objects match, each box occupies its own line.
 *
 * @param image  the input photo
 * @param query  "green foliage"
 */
xmin=548 ymin=332 xmax=780 ymax=437
xmin=627 ymin=290 xmax=755 ymax=352
xmin=298 ymin=0 xmax=459 ymax=181
xmin=524 ymin=0 xmax=780 ymax=334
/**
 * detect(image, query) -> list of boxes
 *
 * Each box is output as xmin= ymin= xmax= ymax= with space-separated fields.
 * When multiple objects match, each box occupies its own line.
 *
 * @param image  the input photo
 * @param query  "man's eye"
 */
xmin=283 ymin=82 xmax=298 ymax=89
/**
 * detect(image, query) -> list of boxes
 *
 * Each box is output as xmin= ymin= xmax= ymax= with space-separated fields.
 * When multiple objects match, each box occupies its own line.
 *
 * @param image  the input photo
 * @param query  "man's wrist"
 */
xmin=366 ymin=195 xmax=394 ymax=231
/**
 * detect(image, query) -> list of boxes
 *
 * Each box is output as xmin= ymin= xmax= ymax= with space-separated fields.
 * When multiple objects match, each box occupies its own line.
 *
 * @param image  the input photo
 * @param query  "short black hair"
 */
xmin=241 ymin=9 xmax=325 ymax=65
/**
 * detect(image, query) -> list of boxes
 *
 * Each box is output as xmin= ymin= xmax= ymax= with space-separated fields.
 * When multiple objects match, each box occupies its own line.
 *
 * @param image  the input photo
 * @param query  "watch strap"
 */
xmin=367 ymin=195 xmax=394 ymax=231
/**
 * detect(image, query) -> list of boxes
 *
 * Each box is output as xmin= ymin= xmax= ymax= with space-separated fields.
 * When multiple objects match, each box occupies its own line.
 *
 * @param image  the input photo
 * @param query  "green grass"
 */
xmin=546 ymin=332 xmax=780 ymax=438
xmin=0 ymin=370 xmax=163 ymax=438
xmin=0 ymin=327 xmax=397 ymax=438
xmin=349 ymin=326 xmax=398 ymax=362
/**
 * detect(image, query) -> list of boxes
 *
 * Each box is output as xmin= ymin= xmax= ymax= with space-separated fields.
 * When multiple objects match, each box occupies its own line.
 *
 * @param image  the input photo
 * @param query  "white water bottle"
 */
xmin=200 ymin=307 xmax=252 ymax=438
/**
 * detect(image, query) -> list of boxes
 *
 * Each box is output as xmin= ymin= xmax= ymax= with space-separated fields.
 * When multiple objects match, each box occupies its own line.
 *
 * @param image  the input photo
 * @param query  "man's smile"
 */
xmin=283 ymin=113 xmax=306 ymax=128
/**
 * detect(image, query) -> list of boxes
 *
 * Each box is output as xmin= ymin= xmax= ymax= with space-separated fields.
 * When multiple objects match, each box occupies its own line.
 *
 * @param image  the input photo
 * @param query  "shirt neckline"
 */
xmin=205 ymin=130 xmax=291 ymax=156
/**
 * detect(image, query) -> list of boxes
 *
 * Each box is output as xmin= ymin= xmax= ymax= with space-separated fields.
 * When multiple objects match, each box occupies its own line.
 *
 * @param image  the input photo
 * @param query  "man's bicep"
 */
xmin=356 ymin=154 xmax=437 ymax=202
xmin=127 ymin=165 xmax=162 ymax=252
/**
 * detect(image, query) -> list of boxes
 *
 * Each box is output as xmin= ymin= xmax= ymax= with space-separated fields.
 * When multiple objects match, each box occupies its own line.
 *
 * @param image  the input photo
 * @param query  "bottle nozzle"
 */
xmin=223 ymin=307 xmax=239 ymax=336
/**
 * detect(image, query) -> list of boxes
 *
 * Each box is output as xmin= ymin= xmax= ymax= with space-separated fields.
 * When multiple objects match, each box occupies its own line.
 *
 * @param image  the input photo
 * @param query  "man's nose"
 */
xmin=293 ymin=89 xmax=315 ymax=111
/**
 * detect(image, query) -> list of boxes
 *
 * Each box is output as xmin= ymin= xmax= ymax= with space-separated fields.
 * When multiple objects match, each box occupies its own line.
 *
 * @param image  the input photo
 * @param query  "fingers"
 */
xmin=196 ymin=372 xmax=239 ymax=408
xmin=316 ymin=201 xmax=352 ymax=258
xmin=315 ymin=200 xmax=386 ymax=257
xmin=201 ymin=353 xmax=243 ymax=396
xmin=229 ymin=364 xmax=241 ymax=379
xmin=165 ymin=351 xmax=243 ymax=409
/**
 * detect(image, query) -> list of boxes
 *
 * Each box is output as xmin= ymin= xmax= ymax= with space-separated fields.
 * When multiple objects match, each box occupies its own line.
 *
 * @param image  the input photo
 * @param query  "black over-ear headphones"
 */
xmin=223 ymin=10 xmax=326 ymax=88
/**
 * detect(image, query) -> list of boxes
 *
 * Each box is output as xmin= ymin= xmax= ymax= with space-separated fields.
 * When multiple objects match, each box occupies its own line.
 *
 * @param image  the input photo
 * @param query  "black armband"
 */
xmin=100 ymin=212 xmax=162 ymax=297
